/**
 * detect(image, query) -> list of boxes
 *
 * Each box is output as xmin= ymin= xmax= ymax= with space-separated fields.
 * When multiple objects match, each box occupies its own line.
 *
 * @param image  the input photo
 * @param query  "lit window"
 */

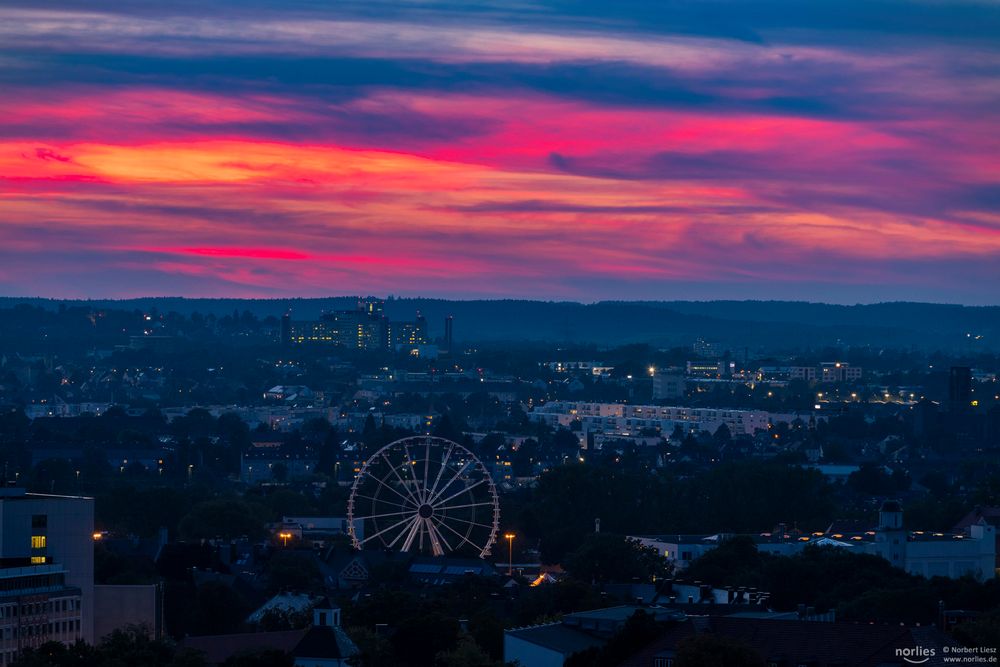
xmin=30 ymin=556 xmax=45 ymax=564
xmin=31 ymin=536 xmax=46 ymax=549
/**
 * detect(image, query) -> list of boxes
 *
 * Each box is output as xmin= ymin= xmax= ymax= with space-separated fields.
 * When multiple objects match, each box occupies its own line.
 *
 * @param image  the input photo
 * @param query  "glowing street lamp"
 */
xmin=279 ymin=531 xmax=292 ymax=547
xmin=504 ymin=533 xmax=516 ymax=577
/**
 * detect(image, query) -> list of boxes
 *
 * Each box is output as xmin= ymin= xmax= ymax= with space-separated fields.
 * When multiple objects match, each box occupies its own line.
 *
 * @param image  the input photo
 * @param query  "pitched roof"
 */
xmin=952 ymin=506 xmax=1000 ymax=532
xmin=292 ymin=626 xmax=359 ymax=660
xmin=506 ymin=623 xmax=606 ymax=657
xmin=182 ymin=629 xmax=306 ymax=665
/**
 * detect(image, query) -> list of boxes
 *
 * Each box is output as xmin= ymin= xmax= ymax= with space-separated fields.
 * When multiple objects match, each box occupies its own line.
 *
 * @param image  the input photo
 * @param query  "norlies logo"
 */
xmin=896 ymin=646 xmax=936 ymax=664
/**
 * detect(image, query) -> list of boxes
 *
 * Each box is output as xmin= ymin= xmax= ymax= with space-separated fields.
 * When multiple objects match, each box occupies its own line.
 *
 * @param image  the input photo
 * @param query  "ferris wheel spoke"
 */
xmin=427 ymin=459 xmax=473 ymax=505
xmin=426 ymin=517 xmax=451 ymax=556
xmin=388 ymin=515 xmax=421 ymax=549
xmin=353 ymin=509 xmax=416 ymax=521
xmin=400 ymin=515 xmax=423 ymax=551
xmin=367 ymin=473 xmax=417 ymax=507
xmin=434 ymin=516 xmax=480 ymax=552
xmin=421 ymin=439 xmax=432 ymax=503
xmin=402 ymin=442 xmax=424 ymax=503
xmin=380 ymin=453 xmax=422 ymax=506
xmin=433 ymin=478 xmax=486 ymax=508
xmin=360 ymin=514 xmax=418 ymax=546
xmin=352 ymin=493 xmax=410 ymax=508
xmin=425 ymin=442 xmax=455 ymax=502
xmin=349 ymin=437 xmax=499 ymax=558
xmin=434 ymin=500 xmax=495 ymax=511
xmin=437 ymin=513 xmax=494 ymax=530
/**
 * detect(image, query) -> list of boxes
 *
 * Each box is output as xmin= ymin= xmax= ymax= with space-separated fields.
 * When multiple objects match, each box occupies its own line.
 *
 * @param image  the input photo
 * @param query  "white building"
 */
xmin=630 ymin=503 xmax=997 ymax=581
xmin=0 ymin=487 xmax=95 ymax=664
xmin=530 ymin=402 xmax=771 ymax=437
xmin=652 ymin=373 xmax=685 ymax=400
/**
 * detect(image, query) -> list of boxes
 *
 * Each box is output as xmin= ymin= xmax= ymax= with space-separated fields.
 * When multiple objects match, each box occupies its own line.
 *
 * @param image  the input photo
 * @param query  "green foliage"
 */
xmin=97 ymin=484 xmax=204 ymax=538
xmin=178 ymin=498 xmax=269 ymax=541
xmin=189 ymin=582 xmax=252 ymax=636
xmin=390 ymin=612 xmax=461 ymax=667
xmin=677 ymin=536 xmax=768 ymax=590
xmin=433 ymin=635 xmax=498 ymax=667
xmin=563 ymin=534 xmax=671 ymax=583
xmin=952 ymin=610 xmax=1000 ymax=649
xmin=256 ymin=606 xmax=312 ymax=631
xmin=13 ymin=626 xmax=207 ymax=667
xmin=265 ymin=550 xmax=323 ymax=594
xmin=346 ymin=626 xmax=396 ymax=667
xmin=683 ymin=539 xmax=1000 ymax=626
xmin=522 ymin=463 xmax=834 ymax=563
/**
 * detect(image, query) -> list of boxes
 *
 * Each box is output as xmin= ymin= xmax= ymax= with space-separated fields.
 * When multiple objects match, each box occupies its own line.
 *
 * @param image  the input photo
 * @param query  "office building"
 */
xmin=530 ymin=402 xmax=771 ymax=437
xmin=392 ymin=313 xmax=428 ymax=348
xmin=949 ymin=366 xmax=973 ymax=412
xmin=288 ymin=298 xmax=394 ymax=351
xmin=820 ymin=362 xmax=862 ymax=383
xmin=652 ymin=373 xmax=685 ymax=400
xmin=0 ymin=487 xmax=95 ymax=664
xmin=444 ymin=316 xmax=454 ymax=354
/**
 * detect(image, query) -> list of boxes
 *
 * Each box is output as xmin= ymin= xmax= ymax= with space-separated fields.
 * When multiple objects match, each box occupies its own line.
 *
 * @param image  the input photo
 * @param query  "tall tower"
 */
xmin=280 ymin=312 xmax=291 ymax=347
xmin=949 ymin=366 xmax=972 ymax=413
xmin=444 ymin=315 xmax=454 ymax=354
xmin=875 ymin=500 xmax=906 ymax=568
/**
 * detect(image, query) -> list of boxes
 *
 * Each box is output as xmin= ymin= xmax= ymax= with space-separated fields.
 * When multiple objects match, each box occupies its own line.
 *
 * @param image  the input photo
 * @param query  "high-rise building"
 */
xmin=280 ymin=313 xmax=291 ymax=347
xmin=444 ymin=316 xmax=454 ymax=354
xmin=392 ymin=312 xmax=428 ymax=347
xmin=0 ymin=487 xmax=94 ymax=662
xmin=949 ymin=366 xmax=973 ymax=412
xmin=652 ymin=372 xmax=686 ymax=400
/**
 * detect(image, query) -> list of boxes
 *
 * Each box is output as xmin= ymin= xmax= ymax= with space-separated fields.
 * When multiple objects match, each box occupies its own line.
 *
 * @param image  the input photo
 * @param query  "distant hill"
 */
xmin=0 ymin=297 xmax=996 ymax=351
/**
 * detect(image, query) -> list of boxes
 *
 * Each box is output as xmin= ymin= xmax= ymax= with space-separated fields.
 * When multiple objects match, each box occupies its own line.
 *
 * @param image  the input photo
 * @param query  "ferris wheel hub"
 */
xmin=346 ymin=436 xmax=500 ymax=558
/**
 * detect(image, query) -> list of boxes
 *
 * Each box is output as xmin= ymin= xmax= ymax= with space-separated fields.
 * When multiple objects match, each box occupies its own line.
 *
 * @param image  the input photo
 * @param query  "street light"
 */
xmin=504 ymin=533 xmax=516 ymax=577
xmin=279 ymin=531 xmax=292 ymax=547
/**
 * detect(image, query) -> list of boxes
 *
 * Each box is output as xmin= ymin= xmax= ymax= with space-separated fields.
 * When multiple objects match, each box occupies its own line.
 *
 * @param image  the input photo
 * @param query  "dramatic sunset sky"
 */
xmin=1 ymin=1 xmax=998 ymax=302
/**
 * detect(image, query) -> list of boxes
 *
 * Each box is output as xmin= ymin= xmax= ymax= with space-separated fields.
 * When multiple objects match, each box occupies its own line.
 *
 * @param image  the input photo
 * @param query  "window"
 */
xmin=31 ymin=515 xmax=47 ymax=530
xmin=30 ymin=557 xmax=45 ymax=565
xmin=653 ymin=658 xmax=673 ymax=667
xmin=31 ymin=536 xmax=46 ymax=549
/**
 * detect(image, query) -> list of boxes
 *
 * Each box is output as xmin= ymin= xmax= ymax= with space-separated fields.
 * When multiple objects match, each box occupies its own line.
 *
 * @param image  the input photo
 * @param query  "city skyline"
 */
xmin=1 ymin=1 xmax=999 ymax=303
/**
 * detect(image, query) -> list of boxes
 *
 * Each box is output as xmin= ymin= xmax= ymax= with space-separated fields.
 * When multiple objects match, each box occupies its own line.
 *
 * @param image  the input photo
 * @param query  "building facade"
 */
xmin=0 ymin=487 xmax=94 ymax=664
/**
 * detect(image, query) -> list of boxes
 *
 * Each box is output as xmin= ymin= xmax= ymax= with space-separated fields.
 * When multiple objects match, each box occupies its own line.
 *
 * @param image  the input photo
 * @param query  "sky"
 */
xmin=1 ymin=1 xmax=998 ymax=303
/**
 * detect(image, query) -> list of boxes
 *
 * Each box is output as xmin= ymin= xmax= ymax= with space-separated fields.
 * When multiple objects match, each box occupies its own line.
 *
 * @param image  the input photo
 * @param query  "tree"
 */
xmin=266 ymin=550 xmax=323 ymax=594
xmin=189 ymin=582 xmax=252 ymax=636
xmin=178 ymin=498 xmax=269 ymax=541
xmin=563 ymin=534 xmax=669 ymax=583
xmin=681 ymin=536 xmax=768 ymax=590
xmin=391 ymin=612 xmax=461 ymax=667
xmin=13 ymin=626 xmax=209 ymax=667
xmin=433 ymin=635 xmax=497 ymax=667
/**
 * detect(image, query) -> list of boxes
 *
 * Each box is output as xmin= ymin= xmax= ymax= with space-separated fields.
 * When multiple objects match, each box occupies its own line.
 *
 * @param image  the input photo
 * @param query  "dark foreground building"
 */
xmin=621 ymin=616 xmax=958 ymax=667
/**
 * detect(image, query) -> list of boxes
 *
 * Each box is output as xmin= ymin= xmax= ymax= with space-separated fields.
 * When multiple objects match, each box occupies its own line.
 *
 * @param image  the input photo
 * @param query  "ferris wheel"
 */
xmin=347 ymin=436 xmax=500 ymax=558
